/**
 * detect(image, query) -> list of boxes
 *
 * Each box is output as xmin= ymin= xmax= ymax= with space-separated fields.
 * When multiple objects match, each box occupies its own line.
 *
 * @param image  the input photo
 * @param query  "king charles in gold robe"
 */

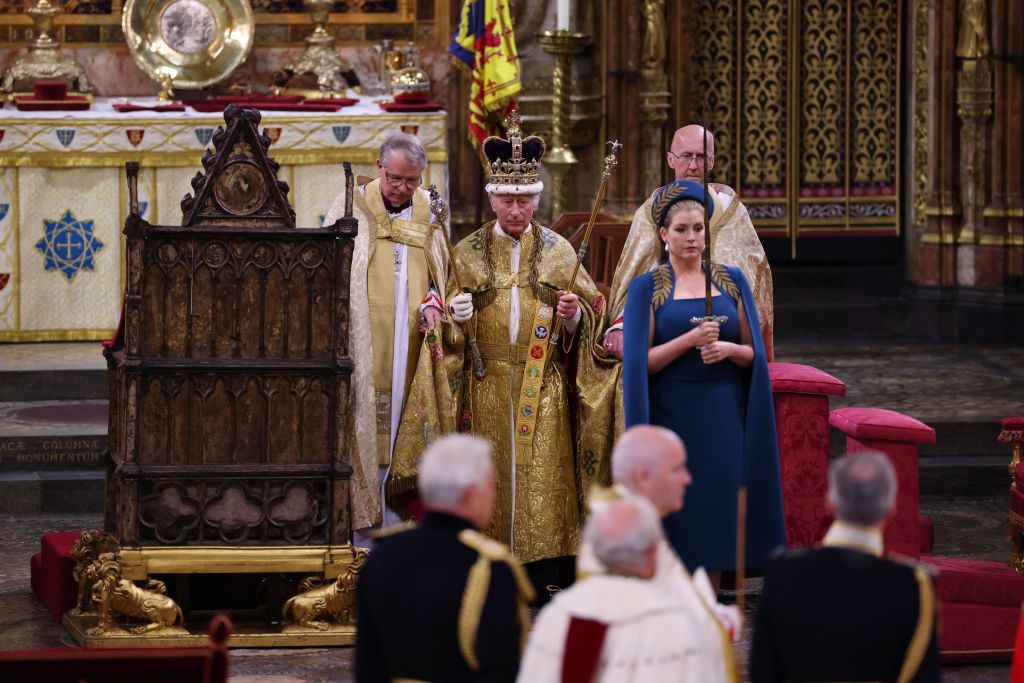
xmin=389 ymin=113 xmax=618 ymax=566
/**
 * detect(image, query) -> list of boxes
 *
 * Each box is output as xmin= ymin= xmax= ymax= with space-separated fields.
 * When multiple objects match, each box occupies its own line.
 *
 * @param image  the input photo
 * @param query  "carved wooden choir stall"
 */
xmin=64 ymin=105 xmax=367 ymax=647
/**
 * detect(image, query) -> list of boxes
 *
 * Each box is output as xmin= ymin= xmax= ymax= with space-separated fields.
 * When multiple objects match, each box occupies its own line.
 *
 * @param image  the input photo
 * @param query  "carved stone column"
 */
xmin=919 ymin=0 xmax=961 ymax=288
xmin=638 ymin=0 xmax=670 ymax=195
xmin=954 ymin=0 xmax=993 ymax=286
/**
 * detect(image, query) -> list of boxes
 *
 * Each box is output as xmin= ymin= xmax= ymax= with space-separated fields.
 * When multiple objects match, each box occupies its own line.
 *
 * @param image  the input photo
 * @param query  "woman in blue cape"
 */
xmin=622 ymin=179 xmax=785 ymax=588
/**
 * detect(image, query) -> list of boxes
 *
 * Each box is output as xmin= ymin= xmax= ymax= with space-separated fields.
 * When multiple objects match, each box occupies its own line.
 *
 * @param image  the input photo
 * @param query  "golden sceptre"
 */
xmin=545 ymin=140 xmax=622 ymax=353
xmin=427 ymin=185 xmax=484 ymax=379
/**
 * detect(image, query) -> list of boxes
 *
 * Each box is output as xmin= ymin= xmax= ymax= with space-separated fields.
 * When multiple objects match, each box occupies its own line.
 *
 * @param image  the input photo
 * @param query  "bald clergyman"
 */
xmin=603 ymin=125 xmax=775 ymax=360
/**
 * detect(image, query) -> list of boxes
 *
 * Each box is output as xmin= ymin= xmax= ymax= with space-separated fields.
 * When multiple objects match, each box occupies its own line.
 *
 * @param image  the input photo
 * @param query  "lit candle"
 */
xmin=557 ymin=0 xmax=570 ymax=31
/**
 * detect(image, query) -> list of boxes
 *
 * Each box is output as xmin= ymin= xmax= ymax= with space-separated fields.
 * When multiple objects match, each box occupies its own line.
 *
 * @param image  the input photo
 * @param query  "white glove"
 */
xmin=450 ymin=293 xmax=474 ymax=323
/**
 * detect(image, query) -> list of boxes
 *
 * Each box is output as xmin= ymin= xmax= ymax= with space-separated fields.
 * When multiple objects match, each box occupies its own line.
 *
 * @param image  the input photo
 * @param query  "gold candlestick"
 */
xmin=1 ymin=0 xmax=91 ymax=96
xmin=538 ymin=30 xmax=590 ymax=222
xmin=273 ymin=0 xmax=358 ymax=96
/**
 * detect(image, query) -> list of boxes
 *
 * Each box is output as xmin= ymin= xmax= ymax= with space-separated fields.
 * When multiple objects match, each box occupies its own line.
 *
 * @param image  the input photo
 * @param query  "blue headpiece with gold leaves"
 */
xmin=650 ymin=179 xmax=714 ymax=227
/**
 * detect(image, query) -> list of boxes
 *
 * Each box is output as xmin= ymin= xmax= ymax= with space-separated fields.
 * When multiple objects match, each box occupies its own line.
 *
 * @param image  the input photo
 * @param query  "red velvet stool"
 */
xmin=30 ymin=531 xmax=82 ymax=621
xmin=768 ymin=362 xmax=846 ymax=546
xmin=829 ymin=407 xmax=936 ymax=558
xmin=923 ymin=555 xmax=1024 ymax=662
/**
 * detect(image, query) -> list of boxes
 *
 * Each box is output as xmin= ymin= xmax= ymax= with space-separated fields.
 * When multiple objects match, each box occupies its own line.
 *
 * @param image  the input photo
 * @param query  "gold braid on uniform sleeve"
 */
xmin=896 ymin=566 xmax=936 ymax=683
xmin=457 ymin=529 xmax=537 ymax=670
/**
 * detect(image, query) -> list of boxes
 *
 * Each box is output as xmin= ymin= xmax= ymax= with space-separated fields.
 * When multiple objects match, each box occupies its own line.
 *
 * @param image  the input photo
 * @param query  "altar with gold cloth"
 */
xmin=0 ymin=97 xmax=447 ymax=342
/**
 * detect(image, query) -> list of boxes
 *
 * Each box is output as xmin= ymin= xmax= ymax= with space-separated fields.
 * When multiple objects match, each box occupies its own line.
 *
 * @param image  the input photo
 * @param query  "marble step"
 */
xmin=0 ymin=398 xmax=108 ymax=513
xmin=0 ymin=470 xmax=103 ymax=514
xmin=0 ymin=342 xmax=106 ymax=402
xmin=0 ymin=400 xmax=108 ymax=471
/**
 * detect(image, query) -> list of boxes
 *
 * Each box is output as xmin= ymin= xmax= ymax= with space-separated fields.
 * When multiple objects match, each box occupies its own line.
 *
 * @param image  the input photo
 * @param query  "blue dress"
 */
xmin=622 ymin=262 xmax=786 ymax=572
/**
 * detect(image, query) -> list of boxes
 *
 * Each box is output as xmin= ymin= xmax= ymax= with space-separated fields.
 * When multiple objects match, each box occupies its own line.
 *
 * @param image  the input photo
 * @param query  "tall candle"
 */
xmin=557 ymin=0 xmax=570 ymax=31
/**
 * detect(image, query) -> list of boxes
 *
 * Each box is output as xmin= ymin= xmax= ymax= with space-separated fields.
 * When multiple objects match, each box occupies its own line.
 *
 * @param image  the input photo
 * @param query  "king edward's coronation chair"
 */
xmin=65 ymin=105 xmax=364 ymax=646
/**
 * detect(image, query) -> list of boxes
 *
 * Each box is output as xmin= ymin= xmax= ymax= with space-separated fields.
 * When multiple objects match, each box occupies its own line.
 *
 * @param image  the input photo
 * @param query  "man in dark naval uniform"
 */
xmin=750 ymin=451 xmax=940 ymax=683
xmin=356 ymin=434 xmax=534 ymax=682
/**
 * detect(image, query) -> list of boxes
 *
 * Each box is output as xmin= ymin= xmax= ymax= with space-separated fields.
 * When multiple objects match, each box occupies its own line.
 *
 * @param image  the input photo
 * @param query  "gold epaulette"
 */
xmin=456 ymin=529 xmax=536 ymax=670
xmin=369 ymin=521 xmax=416 ymax=540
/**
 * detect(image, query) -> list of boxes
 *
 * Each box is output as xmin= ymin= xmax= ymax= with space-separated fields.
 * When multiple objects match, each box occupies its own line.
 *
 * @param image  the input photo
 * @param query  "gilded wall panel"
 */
xmin=850 ymin=0 xmax=897 ymax=190
xmin=799 ymin=0 xmax=844 ymax=188
xmin=690 ymin=0 xmax=737 ymax=187
xmin=741 ymin=0 xmax=787 ymax=193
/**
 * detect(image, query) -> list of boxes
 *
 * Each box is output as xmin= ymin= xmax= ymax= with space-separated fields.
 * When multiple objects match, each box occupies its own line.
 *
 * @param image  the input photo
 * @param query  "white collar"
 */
xmin=493 ymin=222 xmax=531 ymax=242
xmin=822 ymin=521 xmax=884 ymax=557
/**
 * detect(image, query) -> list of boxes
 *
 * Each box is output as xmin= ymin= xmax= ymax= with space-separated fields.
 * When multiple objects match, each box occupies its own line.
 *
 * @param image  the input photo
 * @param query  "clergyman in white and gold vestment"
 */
xmin=604 ymin=124 xmax=775 ymax=359
xmin=388 ymin=113 xmax=618 ymax=589
xmin=321 ymin=133 xmax=447 ymax=532
xmin=518 ymin=496 xmax=732 ymax=682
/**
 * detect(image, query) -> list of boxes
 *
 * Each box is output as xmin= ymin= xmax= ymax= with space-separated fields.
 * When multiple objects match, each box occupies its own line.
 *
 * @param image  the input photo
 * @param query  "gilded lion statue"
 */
xmin=85 ymin=553 xmax=186 ymax=636
xmin=281 ymin=547 xmax=369 ymax=631
xmin=69 ymin=529 xmax=120 ymax=616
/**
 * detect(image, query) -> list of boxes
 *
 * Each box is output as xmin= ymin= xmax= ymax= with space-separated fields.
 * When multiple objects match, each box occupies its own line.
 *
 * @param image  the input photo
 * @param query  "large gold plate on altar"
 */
xmin=123 ymin=0 xmax=254 ymax=90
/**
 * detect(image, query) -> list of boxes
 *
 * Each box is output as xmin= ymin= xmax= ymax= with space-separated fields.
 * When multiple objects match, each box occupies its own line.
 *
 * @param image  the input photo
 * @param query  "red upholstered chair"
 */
xmin=829 ymin=407 xmax=936 ymax=558
xmin=0 ymin=614 xmax=232 ymax=682
xmin=768 ymin=362 xmax=846 ymax=547
xmin=1003 ymin=416 xmax=1024 ymax=572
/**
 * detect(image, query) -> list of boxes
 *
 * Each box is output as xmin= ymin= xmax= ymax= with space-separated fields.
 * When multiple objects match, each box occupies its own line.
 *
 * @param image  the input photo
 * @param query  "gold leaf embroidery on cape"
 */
xmin=709 ymin=263 xmax=740 ymax=302
xmin=651 ymin=262 xmax=672 ymax=311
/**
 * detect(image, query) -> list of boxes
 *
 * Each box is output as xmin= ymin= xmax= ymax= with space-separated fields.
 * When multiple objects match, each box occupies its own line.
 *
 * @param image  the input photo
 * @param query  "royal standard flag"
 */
xmin=450 ymin=0 xmax=521 ymax=148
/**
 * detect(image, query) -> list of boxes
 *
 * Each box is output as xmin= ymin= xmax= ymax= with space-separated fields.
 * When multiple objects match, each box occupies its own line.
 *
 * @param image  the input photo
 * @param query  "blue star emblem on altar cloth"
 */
xmin=35 ymin=210 xmax=104 ymax=281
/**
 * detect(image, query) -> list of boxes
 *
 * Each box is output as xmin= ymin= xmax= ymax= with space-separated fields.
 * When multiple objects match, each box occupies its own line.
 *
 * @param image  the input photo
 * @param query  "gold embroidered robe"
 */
xmin=321 ymin=178 xmax=447 ymax=531
xmin=607 ymin=184 xmax=775 ymax=359
xmin=390 ymin=222 xmax=619 ymax=564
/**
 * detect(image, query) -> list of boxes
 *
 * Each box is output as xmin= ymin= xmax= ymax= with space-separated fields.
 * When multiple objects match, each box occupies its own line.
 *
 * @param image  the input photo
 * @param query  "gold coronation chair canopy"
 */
xmin=0 ymin=97 xmax=447 ymax=342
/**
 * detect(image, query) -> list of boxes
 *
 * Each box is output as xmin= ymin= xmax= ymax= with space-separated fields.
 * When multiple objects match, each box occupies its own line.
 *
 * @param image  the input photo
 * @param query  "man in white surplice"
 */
xmin=322 ymin=133 xmax=447 ymax=533
xmin=518 ymin=495 xmax=731 ymax=682
xmin=578 ymin=426 xmax=741 ymax=656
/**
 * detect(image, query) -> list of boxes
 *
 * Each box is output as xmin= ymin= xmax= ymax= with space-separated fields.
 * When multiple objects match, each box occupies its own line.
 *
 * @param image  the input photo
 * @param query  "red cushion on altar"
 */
xmin=1016 ymin=461 xmax=1024 ymax=485
xmin=34 ymin=80 xmax=68 ymax=100
xmin=380 ymin=98 xmax=444 ymax=112
xmin=829 ymin=407 xmax=936 ymax=444
xmin=923 ymin=554 xmax=1024 ymax=608
xmin=37 ymin=531 xmax=81 ymax=621
xmin=768 ymin=362 xmax=846 ymax=397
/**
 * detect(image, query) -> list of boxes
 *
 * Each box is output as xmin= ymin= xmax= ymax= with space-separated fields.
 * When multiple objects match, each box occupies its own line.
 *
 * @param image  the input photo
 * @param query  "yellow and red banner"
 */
xmin=450 ymin=0 xmax=521 ymax=147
